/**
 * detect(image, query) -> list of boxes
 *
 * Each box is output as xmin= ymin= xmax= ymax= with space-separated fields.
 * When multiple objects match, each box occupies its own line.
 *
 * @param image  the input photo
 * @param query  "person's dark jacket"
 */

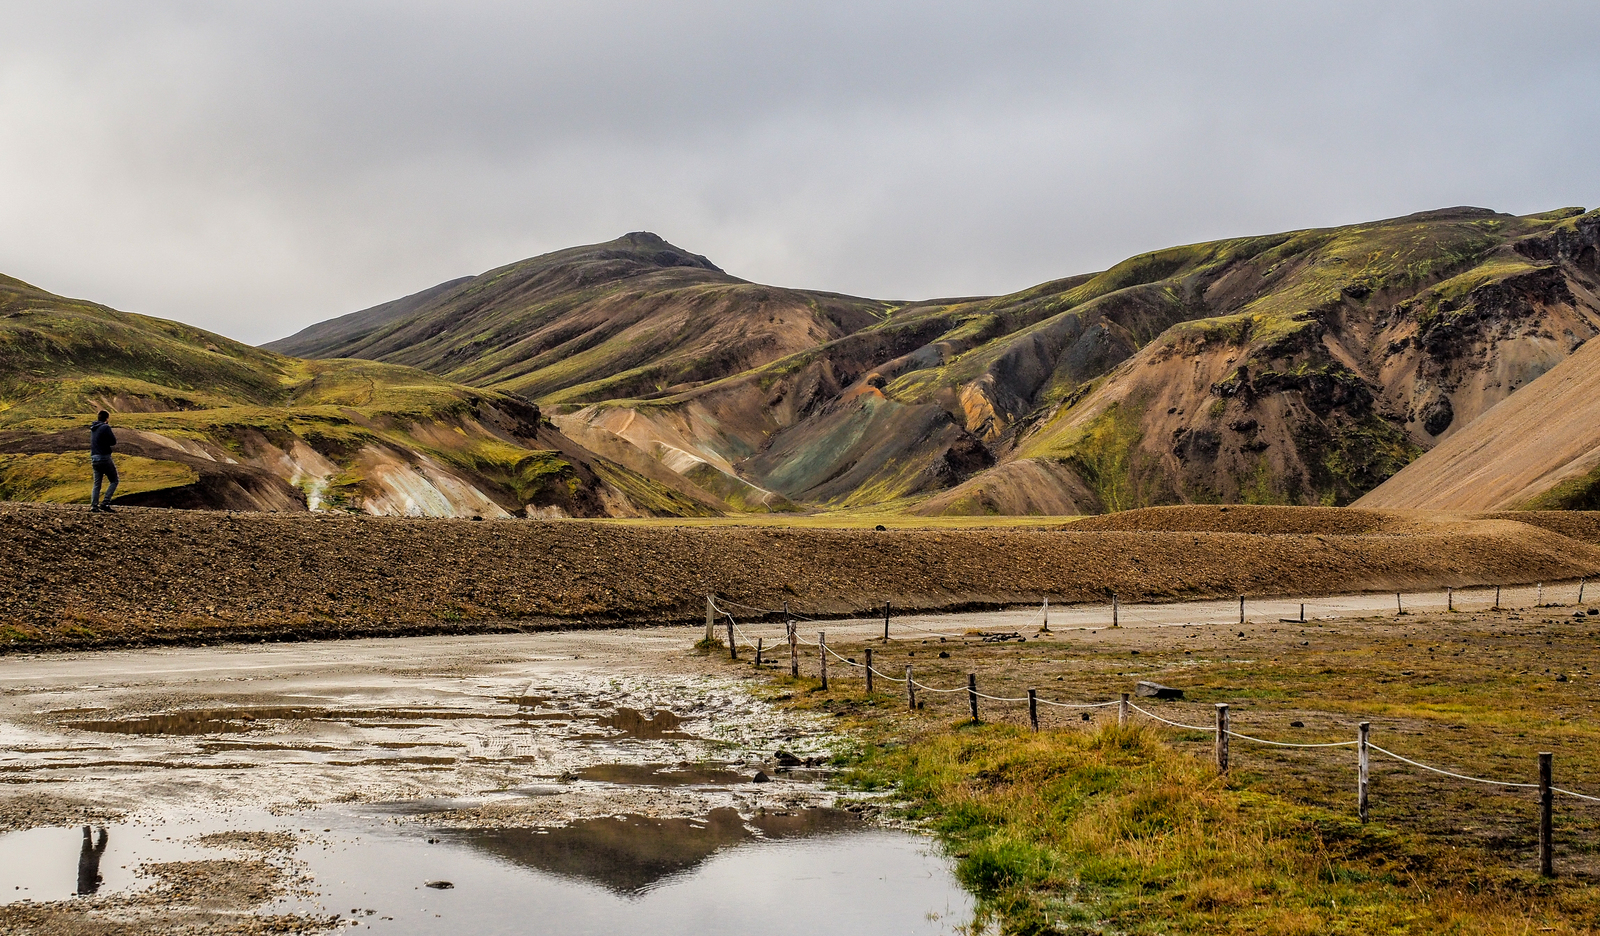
xmin=89 ymin=421 xmax=117 ymax=459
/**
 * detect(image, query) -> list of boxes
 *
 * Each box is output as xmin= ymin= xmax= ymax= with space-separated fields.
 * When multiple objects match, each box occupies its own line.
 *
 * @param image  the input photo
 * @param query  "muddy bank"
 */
xmin=3 ymin=502 xmax=1599 ymax=652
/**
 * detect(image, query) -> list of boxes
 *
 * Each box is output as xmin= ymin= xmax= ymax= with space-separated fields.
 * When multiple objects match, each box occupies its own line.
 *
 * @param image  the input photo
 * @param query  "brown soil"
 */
xmin=3 ymin=502 xmax=1599 ymax=653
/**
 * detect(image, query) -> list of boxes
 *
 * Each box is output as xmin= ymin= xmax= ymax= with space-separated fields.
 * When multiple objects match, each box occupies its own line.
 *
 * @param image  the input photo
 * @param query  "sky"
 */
xmin=1 ymin=2 xmax=1597 ymax=345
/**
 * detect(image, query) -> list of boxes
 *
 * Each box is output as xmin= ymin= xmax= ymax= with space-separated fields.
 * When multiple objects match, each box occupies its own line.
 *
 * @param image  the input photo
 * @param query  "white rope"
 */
xmin=1224 ymin=730 xmax=1358 ymax=749
xmin=972 ymin=690 xmax=1031 ymax=703
xmin=1367 ymin=744 xmax=1539 ymax=789
xmin=910 ymin=678 xmax=972 ymax=694
xmin=1127 ymin=703 xmax=1216 ymax=733
xmin=1036 ymin=698 xmax=1123 ymax=709
xmin=1554 ymin=787 xmax=1600 ymax=803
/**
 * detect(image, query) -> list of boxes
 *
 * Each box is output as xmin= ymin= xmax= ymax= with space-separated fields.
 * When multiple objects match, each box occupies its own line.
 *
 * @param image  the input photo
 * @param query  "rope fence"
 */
xmin=703 ymin=579 xmax=1598 ymax=877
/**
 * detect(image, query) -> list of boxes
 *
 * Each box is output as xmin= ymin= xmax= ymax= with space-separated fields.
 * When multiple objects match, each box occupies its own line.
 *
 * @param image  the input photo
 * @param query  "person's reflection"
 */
xmin=76 ymin=826 xmax=108 ymax=895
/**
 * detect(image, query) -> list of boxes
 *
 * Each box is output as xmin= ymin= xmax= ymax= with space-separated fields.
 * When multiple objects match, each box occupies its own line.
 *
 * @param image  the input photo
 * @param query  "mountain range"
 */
xmin=5 ymin=207 xmax=1598 ymax=517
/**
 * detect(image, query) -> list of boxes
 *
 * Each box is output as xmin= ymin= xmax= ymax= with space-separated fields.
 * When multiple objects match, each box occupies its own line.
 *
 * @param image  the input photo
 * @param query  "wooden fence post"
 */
xmin=1028 ymin=689 xmax=1038 ymax=732
xmin=1396 ymin=592 xmax=1402 ymax=615
xmin=1042 ymin=597 xmax=1050 ymax=632
xmin=705 ymin=596 xmax=715 ymax=643
xmin=884 ymin=601 xmax=891 ymax=641
xmin=865 ymin=648 xmax=874 ymax=696
xmin=818 ymin=632 xmax=828 ymax=689
xmin=1496 ymin=586 xmax=1501 ymax=609
xmin=787 ymin=617 xmax=798 ymax=677
xmin=907 ymin=665 xmax=915 ymax=712
xmin=1358 ymin=722 xmax=1370 ymax=824
xmin=727 ymin=616 xmax=737 ymax=661
xmin=1119 ymin=692 xmax=1129 ymax=726
xmin=1581 ymin=579 xmax=1587 ymax=604
xmin=1239 ymin=596 xmax=1246 ymax=625
xmin=967 ymin=673 xmax=979 ymax=723
xmin=1447 ymin=586 xmax=1454 ymax=612
xmin=756 ymin=637 xmax=763 ymax=667
xmin=1214 ymin=703 xmax=1230 ymax=774
xmin=1539 ymin=583 xmax=1544 ymax=606
xmin=1541 ymin=752 xmax=1554 ymax=878
xmin=1112 ymin=594 xmax=1120 ymax=628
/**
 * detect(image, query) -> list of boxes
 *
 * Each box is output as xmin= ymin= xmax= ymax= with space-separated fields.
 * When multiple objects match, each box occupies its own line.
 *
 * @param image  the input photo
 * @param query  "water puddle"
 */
xmin=0 ymin=808 xmax=969 ymax=934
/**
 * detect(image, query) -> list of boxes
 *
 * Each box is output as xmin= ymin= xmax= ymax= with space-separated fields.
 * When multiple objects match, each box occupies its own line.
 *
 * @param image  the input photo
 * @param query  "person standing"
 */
xmin=89 ymin=410 xmax=118 ymax=513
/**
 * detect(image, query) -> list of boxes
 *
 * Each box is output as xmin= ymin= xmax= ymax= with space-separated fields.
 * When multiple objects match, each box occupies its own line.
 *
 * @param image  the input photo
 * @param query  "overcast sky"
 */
xmin=1 ymin=2 xmax=1597 ymax=345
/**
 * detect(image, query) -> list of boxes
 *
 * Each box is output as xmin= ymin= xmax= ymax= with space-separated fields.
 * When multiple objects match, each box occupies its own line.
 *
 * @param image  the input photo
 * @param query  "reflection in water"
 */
xmin=462 ymin=808 xmax=860 ymax=894
xmin=76 ymin=826 xmax=107 ymax=895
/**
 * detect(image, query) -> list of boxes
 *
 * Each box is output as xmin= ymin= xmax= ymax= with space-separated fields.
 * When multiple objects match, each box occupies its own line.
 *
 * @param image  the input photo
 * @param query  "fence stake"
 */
xmin=1042 ymin=597 xmax=1050 ymax=632
xmin=1214 ymin=704 xmax=1230 ymax=774
xmin=907 ymin=665 xmax=915 ymax=712
xmin=819 ymin=632 xmax=828 ymax=689
xmin=787 ymin=616 xmax=798 ymax=678
xmin=1028 ymin=689 xmax=1039 ymax=732
xmin=1112 ymin=594 xmax=1120 ymax=628
xmin=1448 ymin=586 xmax=1454 ymax=613
xmin=884 ymin=601 xmax=891 ymax=641
xmin=705 ymin=596 xmax=715 ymax=643
xmin=968 ymin=673 xmax=979 ymax=723
xmin=1119 ymin=692 xmax=1129 ymax=726
xmin=865 ymin=648 xmax=874 ymax=696
xmin=1396 ymin=592 xmax=1402 ymax=614
xmin=1581 ymin=579 xmax=1587 ymax=604
xmin=1239 ymin=596 xmax=1246 ymax=625
xmin=1539 ymin=583 xmax=1544 ymax=606
xmin=1541 ymin=752 xmax=1554 ymax=878
xmin=1496 ymin=586 xmax=1501 ymax=609
xmin=1300 ymin=603 xmax=1306 ymax=623
xmin=727 ymin=616 xmax=737 ymax=661
xmin=756 ymin=637 xmax=763 ymax=667
xmin=1358 ymin=722 xmax=1370 ymax=824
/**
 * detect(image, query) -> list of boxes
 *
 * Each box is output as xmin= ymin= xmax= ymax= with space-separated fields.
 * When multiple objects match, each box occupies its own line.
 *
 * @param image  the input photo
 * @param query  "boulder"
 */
xmin=1135 ymin=681 xmax=1184 ymax=700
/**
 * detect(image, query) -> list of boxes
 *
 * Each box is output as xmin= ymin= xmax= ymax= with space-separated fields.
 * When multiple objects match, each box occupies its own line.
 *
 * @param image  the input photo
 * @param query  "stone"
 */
xmin=425 ymin=881 xmax=454 ymax=889
xmin=773 ymin=750 xmax=802 ymax=767
xmin=752 ymin=771 xmax=771 ymax=783
xmin=1135 ymin=681 xmax=1184 ymax=700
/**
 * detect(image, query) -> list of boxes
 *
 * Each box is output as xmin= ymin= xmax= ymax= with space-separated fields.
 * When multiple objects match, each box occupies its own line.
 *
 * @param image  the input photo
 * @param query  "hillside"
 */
xmin=0 ymin=274 xmax=724 ymax=517
xmin=266 ymin=232 xmax=893 ymax=404
xmin=258 ymin=207 xmax=1600 ymax=515
xmin=545 ymin=208 xmax=1600 ymax=514
xmin=1354 ymin=333 xmax=1600 ymax=511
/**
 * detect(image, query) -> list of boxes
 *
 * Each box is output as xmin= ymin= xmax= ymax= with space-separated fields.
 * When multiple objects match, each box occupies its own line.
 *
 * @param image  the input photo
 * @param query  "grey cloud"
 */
xmin=0 ymin=1 xmax=1596 ymax=343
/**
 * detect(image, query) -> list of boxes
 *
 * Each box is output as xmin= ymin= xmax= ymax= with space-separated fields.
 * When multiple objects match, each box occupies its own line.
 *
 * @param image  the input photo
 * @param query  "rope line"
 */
xmin=1554 ymin=787 xmax=1600 ymax=803
xmin=1367 ymin=744 xmax=1539 ymax=789
xmin=1127 ymin=703 xmax=1216 ymax=733
xmin=1224 ymin=730 xmax=1358 ymax=749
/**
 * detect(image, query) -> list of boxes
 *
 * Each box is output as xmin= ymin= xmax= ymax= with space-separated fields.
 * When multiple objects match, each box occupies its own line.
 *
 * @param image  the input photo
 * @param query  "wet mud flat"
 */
xmin=0 ymin=629 xmax=970 ymax=934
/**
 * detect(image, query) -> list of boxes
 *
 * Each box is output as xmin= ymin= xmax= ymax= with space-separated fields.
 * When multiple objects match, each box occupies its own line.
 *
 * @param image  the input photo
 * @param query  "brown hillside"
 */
xmin=1355 ymin=332 xmax=1600 ymax=511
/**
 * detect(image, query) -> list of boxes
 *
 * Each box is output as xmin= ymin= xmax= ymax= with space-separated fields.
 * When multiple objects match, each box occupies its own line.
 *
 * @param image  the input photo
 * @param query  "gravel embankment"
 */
xmin=3 ymin=502 xmax=1599 ymax=652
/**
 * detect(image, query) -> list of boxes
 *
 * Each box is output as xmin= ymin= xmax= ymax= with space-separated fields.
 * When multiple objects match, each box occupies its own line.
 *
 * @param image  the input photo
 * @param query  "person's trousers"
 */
xmin=91 ymin=457 xmax=118 ymax=506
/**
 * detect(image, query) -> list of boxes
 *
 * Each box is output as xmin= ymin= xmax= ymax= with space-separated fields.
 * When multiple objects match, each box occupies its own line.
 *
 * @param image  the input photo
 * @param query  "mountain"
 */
xmin=266 ymin=232 xmax=893 ymax=404
xmin=1354 ymin=333 xmax=1600 ymax=511
xmin=272 ymin=205 xmax=1600 ymax=515
xmin=0 ymin=274 xmax=725 ymax=517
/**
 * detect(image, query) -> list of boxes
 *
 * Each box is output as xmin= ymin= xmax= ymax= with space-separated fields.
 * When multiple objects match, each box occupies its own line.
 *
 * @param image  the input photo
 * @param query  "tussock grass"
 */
xmin=847 ymin=721 xmax=1598 ymax=934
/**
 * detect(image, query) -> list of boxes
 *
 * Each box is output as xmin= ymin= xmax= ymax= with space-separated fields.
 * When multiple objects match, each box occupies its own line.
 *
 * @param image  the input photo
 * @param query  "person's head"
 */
xmin=97 ymin=410 xmax=109 ymax=423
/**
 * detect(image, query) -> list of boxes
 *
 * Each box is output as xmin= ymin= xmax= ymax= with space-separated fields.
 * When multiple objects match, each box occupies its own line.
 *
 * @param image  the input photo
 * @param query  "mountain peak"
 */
xmin=604 ymin=232 xmax=723 ymax=273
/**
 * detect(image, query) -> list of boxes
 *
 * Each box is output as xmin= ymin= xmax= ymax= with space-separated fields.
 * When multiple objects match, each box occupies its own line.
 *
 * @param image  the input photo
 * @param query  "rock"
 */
xmin=751 ymin=771 xmax=771 ymax=783
xmin=938 ymin=651 xmax=950 ymax=658
xmin=874 ymin=524 xmax=886 ymax=531
xmin=773 ymin=750 xmax=802 ymax=767
xmin=1556 ymin=674 xmax=1569 ymax=683
xmin=424 ymin=881 xmax=453 ymax=889
xmin=1290 ymin=721 xmax=1305 ymax=728
xmin=1135 ymin=681 xmax=1183 ymax=700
